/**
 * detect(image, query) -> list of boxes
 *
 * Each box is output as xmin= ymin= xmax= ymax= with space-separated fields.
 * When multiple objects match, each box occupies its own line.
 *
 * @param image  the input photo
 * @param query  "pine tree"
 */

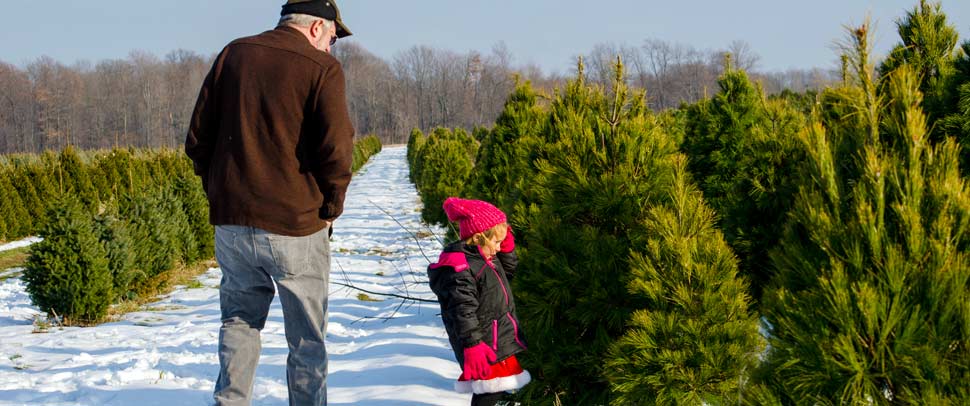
xmin=92 ymin=148 xmax=134 ymax=200
xmin=605 ymin=157 xmax=761 ymax=405
xmin=452 ymin=128 xmax=479 ymax=165
xmin=466 ymin=79 xmax=548 ymax=212
xmin=58 ymin=147 xmax=100 ymax=211
xmin=94 ymin=205 xmax=136 ymax=301
xmin=416 ymin=128 xmax=475 ymax=226
xmin=406 ymin=128 xmax=426 ymax=185
xmin=7 ymin=160 xmax=46 ymax=228
xmin=29 ymin=154 xmax=60 ymax=212
xmin=942 ymin=41 xmax=970 ymax=171
xmin=0 ymin=166 xmax=32 ymax=239
xmin=174 ymin=176 xmax=213 ymax=260
xmin=22 ymin=196 xmax=114 ymax=324
xmin=351 ymin=135 xmax=382 ymax=173
xmin=514 ymin=59 xmax=761 ymax=405
xmin=879 ymin=0 xmax=960 ymax=143
xmin=149 ymin=183 xmax=198 ymax=265
xmin=681 ymin=66 xmax=806 ymax=301
xmin=0 ymin=176 xmax=8 ymax=240
xmin=121 ymin=189 xmax=183 ymax=292
xmin=757 ymin=25 xmax=970 ymax=404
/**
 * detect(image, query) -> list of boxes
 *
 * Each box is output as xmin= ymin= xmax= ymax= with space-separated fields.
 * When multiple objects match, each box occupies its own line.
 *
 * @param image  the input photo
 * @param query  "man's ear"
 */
xmin=309 ymin=19 xmax=323 ymax=38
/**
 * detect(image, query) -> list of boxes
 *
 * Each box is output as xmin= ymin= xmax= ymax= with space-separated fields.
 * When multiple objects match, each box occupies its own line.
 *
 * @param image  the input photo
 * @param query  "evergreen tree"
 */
xmin=58 ymin=147 xmax=100 ymax=210
xmin=416 ymin=128 xmax=475 ymax=226
xmin=879 ymin=0 xmax=960 ymax=143
xmin=942 ymin=41 xmax=970 ymax=170
xmin=605 ymin=158 xmax=761 ymax=405
xmin=0 ymin=173 xmax=8 ymax=240
xmin=28 ymin=156 xmax=60 ymax=212
xmin=351 ymin=135 xmax=382 ymax=173
xmin=681 ymin=67 xmax=806 ymax=301
xmin=121 ymin=189 xmax=184 ymax=292
xmin=0 ymin=167 xmax=32 ymax=239
xmin=92 ymin=148 xmax=135 ymax=200
xmin=94 ymin=205 xmax=136 ymax=301
xmin=8 ymin=160 xmax=46 ymax=226
xmin=126 ymin=147 xmax=154 ymax=192
xmin=758 ymin=25 xmax=970 ymax=404
xmin=406 ymin=128 xmax=426 ymax=185
xmin=174 ymin=176 xmax=213 ymax=260
xmin=22 ymin=196 xmax=114 ymax=324
xmin=452 ymin=128 xmax=479 ymax=165
xmin=466 ymin=80 xmax=548 ymax=213
xmin=514 ymin=59 xmax=761 ymax=405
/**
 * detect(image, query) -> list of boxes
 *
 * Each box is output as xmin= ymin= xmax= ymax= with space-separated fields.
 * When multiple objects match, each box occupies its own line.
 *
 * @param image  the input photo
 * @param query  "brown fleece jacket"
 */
xmin=185 ymin=26 xmax=354 ymax=236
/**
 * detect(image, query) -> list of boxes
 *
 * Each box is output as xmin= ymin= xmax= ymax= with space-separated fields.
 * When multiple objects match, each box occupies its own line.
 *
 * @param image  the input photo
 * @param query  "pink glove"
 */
xmin=460 ymin=342 xmax=497 ymax=380
xmin=499 ymin=227 xmax=515 ymax=253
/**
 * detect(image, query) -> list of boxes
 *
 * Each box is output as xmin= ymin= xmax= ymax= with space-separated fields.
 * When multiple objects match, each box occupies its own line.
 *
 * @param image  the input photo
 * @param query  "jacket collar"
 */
xmin=269 ymin=25 xmax=318 ymax=53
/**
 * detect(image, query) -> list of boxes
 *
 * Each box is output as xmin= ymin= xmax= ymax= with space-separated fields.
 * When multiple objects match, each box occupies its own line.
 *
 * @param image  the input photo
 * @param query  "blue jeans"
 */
xmin=212 ymin=225 xmax=331 ymax=406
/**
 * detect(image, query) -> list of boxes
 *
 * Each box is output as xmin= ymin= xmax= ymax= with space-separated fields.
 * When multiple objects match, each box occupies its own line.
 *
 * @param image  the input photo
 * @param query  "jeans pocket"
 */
xmin=265 ymin=234 xmax=312 ymax=276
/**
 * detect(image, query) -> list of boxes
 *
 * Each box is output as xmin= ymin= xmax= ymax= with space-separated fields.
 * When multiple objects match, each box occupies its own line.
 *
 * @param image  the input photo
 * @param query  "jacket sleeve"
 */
xmin=308 ymin=62 xmax=355 ymax=221
xmin=496 ymin=251 xmax=519 ymax=281
xmin=430 ymin=266 xmax=483 ymax=348
xmin=184 ymin=48 xmax=227 ymax=191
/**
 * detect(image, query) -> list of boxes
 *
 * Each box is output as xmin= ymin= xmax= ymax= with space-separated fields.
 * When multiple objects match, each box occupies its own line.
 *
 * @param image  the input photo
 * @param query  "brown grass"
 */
xmin=0 ymin=247 xmax=29 ymax=275
xmin=107 ymin=259 xmax=217 ymax=319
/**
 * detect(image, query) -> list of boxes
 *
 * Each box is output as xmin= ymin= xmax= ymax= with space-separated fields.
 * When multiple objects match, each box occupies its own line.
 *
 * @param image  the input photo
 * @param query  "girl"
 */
xmin=428 ymin=197 xmax=530 ymax=406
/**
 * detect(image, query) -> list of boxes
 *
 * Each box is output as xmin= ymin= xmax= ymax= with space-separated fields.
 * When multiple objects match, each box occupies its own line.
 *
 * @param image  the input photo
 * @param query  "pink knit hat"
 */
xmin=442 ymin=197 xmax=507 ymax=240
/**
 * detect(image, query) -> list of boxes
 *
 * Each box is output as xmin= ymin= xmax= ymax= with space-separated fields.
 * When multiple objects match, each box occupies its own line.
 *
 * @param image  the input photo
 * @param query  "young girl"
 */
xmin=428 ymin=197 xmax=530 ymax=406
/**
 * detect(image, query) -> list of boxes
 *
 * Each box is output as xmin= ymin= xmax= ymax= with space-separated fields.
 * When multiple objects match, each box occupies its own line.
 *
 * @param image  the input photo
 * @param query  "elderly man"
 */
xmin=184 ymin=1 xmax=354 ymax=404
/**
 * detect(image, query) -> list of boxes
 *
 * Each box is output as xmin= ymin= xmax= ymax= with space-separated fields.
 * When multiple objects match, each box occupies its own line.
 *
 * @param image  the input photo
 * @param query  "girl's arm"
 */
xmin=496 ymin=227 xmax=518 ymax=281
xmin=447 ymin=269 xmax=483 ymax=347
xmin=496 ymin=251 xmax=518 ymax=281
xmin=430 ymin=257 xmax=484 ymax=347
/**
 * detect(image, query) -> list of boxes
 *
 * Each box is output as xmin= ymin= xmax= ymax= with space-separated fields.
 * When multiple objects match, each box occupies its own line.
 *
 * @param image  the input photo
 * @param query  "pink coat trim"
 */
xmin=429 ymin=251 xmax=469 ymax=272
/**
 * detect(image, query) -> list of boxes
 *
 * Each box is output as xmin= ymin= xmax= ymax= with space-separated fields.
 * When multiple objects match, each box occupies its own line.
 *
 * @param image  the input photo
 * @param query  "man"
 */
xmin=184 ymin=1 xmax=354 ymax=404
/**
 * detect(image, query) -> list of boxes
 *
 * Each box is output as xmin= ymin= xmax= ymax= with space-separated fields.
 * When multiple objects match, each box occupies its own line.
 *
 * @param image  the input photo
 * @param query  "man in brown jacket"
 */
xmin=184 ymin=1 xmax=354 ymax=404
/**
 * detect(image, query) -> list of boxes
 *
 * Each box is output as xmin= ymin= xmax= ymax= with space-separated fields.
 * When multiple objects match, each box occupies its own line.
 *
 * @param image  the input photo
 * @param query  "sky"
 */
xmin=1 ymin=0 xmax=968 ymax=74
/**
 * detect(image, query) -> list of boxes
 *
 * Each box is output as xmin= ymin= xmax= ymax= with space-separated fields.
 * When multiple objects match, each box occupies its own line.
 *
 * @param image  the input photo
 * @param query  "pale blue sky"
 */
xmin=1 ymin=0 xmax=968 ymax=73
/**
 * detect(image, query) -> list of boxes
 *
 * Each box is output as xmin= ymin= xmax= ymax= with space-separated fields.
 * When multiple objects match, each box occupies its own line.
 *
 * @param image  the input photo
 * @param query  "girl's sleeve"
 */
xmin=496 ymin=251 xmax=518 ymax=281
xmin=430 ymin=265 xmax=483 ymax=347
xmin=448 ymin=270 xmax=483 ymax=347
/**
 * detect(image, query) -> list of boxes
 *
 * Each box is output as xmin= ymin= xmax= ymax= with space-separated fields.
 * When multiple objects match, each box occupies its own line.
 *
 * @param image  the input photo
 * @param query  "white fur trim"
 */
xmin=455 ymin=369 xmax=531 ymax=394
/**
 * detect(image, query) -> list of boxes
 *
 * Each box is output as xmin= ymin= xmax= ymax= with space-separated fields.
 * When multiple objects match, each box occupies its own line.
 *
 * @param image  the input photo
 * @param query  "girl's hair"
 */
xmin=464 ymin=222 xmax=507 ymax=247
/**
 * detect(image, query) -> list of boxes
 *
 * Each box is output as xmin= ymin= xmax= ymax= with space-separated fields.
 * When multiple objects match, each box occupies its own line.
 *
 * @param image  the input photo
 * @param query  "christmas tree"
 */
xmin=758 ymin=24 xmax=970 ymax=404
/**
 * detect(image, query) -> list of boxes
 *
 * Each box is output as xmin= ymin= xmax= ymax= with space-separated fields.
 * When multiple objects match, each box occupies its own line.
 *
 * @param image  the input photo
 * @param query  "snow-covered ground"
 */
xmin=0 ymin=238 xmax=42 ymax=254
xmin=0 ymin=146 xmax=470 ymax=405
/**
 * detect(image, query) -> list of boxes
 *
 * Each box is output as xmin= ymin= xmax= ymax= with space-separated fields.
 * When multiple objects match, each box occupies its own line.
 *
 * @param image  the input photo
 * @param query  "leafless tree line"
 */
xmin=582 ymin=39 xmax=836 ymax=110
xmin=0 ymin=50 xmax=210 ymax=154
xmin=0 ymin=39 xmax=835 ymax=154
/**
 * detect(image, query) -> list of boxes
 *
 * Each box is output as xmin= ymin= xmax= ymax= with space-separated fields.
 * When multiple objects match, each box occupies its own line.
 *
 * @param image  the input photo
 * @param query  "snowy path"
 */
xmin=0 ymin=146 xmax=469 ymax=405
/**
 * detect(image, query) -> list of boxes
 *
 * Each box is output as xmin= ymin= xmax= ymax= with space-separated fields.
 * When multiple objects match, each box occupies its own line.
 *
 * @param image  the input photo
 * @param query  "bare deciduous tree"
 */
xmin=0 ymin=39 xmax=829 ymax=153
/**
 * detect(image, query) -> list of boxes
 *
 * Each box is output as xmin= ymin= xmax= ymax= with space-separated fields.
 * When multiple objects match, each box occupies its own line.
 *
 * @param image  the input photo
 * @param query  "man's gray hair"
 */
xmin=278 ymin=13 xmax=334 ymax=29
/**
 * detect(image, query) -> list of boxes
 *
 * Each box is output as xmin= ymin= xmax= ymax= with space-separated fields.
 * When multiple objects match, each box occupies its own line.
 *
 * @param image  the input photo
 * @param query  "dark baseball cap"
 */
xmin=281 ymin=0 xmax=352 ymax=38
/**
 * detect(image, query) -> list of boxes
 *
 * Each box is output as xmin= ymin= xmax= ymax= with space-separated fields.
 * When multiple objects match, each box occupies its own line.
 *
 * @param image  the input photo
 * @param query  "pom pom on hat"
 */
xmin=442 ymin=197 xmax=507 ymax=240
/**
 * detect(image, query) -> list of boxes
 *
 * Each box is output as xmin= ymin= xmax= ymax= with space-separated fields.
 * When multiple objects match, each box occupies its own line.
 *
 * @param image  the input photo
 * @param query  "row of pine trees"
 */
xmin=408 ymin=2 xmax=969 ymax=404
xmin=3 ymin=135 xmax=382 ymax=325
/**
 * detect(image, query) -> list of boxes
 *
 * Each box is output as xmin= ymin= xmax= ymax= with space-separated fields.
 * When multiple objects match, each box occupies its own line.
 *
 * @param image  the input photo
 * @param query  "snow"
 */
xmin=0 ymin=146 xmax=471 ymax=405
xmin=0 ymin=238 xmax=41 ymax=254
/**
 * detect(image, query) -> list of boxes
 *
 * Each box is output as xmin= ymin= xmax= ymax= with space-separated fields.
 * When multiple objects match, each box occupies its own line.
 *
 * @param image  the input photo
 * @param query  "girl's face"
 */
xmin=478 ymin=224 xmax=508 ymax=258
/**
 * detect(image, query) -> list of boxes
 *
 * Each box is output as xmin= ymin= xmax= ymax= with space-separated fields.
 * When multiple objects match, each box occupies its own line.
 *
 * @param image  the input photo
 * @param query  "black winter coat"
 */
xmin=428 ymin=241 xmax=527 ymax=366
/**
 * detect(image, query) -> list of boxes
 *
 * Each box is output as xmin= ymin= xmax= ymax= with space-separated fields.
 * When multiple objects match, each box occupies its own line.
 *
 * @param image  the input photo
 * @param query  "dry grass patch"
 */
xmin=0 ymin=247 xmax=29 ymax=275
xmin=107 ymin=259 xmax=216 ymax=321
